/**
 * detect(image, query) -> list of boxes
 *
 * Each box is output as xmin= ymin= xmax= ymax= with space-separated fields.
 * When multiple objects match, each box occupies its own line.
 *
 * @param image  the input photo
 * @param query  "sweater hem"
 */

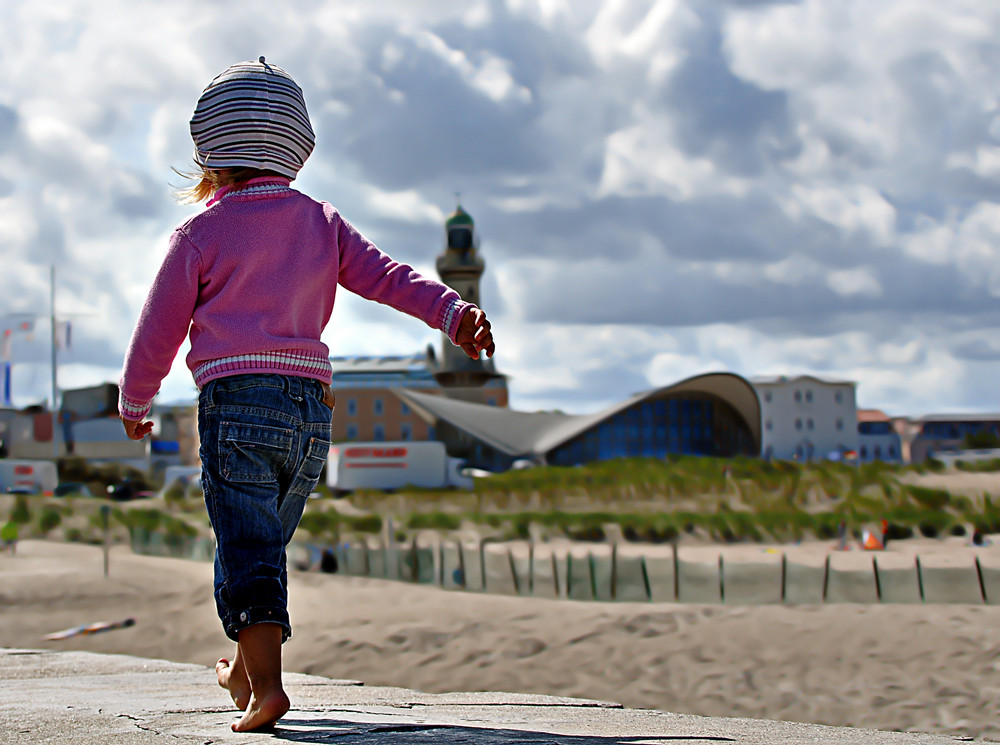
xmin=441 ymin=298 xmax=474 ymax=344
xmin=193 ymin=350 xmax=333 ymax=389
xmin=119 ymin=393 xmax=153 ymax=421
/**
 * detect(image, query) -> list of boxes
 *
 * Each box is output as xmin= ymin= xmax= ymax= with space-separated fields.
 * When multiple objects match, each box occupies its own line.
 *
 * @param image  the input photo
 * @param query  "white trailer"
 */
xmin=327 ymin=441 xmax=472 ymax=492
xmin=0 ymin=460 xmax=59 ymax=494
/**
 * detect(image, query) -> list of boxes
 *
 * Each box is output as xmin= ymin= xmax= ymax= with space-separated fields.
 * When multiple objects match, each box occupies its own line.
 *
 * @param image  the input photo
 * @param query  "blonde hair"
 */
xmin=173 ymin=165 xmax=285 ymax=204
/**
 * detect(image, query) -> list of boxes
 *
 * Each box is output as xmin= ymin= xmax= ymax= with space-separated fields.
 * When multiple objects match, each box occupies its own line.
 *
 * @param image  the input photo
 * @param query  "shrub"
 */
xmin=907 ymin=486 xmax=951 ymax=510
xmin=813 ymin=514 xmax=841 ymax=541
xmin=298 ymin=511 xmax=338 ymax=538
xmin=37 ymin=507 xmax=62 ymax=534
xmin=163 ymin=481 xmax=186 ymax=506
xmin=405 ymin=512 xmax=461 ymax=531
xmin=919 ymin=522 xmax=939 ymax=538
xmin=885 ymin=523 xmax=913 ymax=541
xmin=924 ymin=458 xmax=945 ymax=473
xmin=10 ymin=496 xmax=30 ymax=525
xmin=119 ymin=508 xmax=162 ymax=533
xmin=566 ymin=524 xmax=605 ymax=542
xmin=342 ymin=514 xmax=382 ymax=534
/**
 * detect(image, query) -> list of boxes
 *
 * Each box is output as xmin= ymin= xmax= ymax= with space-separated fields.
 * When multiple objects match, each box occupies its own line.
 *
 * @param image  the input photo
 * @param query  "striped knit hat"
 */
xmin=190 ymin=57 xmax=315 ymax=180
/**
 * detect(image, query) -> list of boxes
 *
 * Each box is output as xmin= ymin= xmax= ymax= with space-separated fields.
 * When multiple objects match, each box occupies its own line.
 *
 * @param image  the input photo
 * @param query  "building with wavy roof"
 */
xmin=394 ymin=372 xmax=761 ymax=471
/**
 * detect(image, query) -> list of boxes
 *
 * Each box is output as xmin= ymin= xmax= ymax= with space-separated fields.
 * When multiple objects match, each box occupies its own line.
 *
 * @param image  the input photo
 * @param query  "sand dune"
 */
xmin=2 ymin=539 xmax=999 ymax=740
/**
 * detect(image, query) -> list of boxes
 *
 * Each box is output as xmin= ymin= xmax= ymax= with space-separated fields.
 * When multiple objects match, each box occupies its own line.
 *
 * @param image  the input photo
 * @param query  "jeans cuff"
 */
xmin=224 ymin=605 xmax=291 ymax=644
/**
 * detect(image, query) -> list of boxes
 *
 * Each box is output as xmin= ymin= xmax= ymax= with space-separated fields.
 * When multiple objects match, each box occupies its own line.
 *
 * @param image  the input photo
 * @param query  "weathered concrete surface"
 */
xmin=919 ymin=565 xmax=984 ymax=604
xmin=529 ymin=551 xmax=558 ymax=599
xmin=567 ymin=552 xmax=595 ymax=601
xmin=825 ymin=564 xmax=879 ymax=604
xmin=722 ymin=561 xmax=783 ymax=605
xmin=677 ymin=559 xmax=723 ymax=604
xmin=482 ymin=547 xmax=517 ymax=596
xmin=612 ymin=553 xmax=650 ymax=602
xmin=643 ymin=555 xmax=675 ymax=602
xmin=0 ymin=648 xmax=967 ymax=745
xmin=783 ymin=561 xmax=825 ymax=604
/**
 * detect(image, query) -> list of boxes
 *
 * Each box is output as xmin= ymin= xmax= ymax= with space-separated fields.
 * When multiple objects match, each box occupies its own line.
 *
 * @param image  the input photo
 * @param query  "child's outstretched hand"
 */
xmin=121 ymin=416 xmax=153 ymax=440
xmin=456 ymin=307 xmax=495 ymax=359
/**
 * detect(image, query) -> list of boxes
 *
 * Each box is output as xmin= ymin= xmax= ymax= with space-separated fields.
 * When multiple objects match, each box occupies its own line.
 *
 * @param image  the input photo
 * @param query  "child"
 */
xmin=118 ymin=58 xmax=495 ymax=732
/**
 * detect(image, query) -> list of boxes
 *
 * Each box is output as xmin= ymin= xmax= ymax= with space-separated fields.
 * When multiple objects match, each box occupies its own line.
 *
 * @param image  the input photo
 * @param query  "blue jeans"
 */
xmin=198 ymin=374 xmax=332 ymax=643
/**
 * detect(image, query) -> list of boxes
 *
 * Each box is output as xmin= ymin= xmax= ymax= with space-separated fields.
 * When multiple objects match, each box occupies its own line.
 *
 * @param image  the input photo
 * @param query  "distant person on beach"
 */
xmin=1 ymin=520 xmax=18 ymax=554
xmin=118 ymin=58 xmax=495 ymax=733
xmin=835 ymin=520 xmax=848 ymax=551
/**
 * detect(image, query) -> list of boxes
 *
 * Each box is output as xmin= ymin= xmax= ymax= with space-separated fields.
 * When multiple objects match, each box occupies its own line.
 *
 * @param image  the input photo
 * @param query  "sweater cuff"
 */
xmin=440 ymin=298 xmax=475 ymax=345
xmin=119 ymin=392 xmax=153 ymax=421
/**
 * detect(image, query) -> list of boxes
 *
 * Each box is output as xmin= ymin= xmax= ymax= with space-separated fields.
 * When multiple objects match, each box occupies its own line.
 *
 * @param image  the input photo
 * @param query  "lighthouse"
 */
xmin=434 ymin=202 xmax=499 ymax=388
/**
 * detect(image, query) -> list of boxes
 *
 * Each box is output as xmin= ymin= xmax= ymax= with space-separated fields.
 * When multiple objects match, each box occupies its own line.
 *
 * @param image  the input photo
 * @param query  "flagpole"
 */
xmin=50 ymin=264 xmax=59 ymax=461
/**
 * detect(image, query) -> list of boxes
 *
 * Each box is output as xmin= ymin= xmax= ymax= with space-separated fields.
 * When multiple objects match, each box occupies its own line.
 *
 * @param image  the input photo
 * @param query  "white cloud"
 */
xmin=827 ymin=267 xmax=883 ymax=298
xmin=784 ymin=184 xmax=896 ymax=246
xmin=1 ymin=0 xmax=999 ymax=421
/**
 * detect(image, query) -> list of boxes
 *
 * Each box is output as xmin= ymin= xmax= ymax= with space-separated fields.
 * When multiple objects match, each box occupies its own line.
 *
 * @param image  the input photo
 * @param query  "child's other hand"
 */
xmin=121 ymin=416 xmax=153 ymax=440
xmin=456 ymin=307 xmax=495 ymax=359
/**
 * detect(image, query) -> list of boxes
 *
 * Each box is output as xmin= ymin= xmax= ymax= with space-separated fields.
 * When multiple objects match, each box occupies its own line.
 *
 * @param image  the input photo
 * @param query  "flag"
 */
xmin=14 ymin=319 xmax=33 ymax=342
xmin=2 ymin=362 xmax=10 ymax=407
xmin=56 ymin=320 xmax=72 ymax=350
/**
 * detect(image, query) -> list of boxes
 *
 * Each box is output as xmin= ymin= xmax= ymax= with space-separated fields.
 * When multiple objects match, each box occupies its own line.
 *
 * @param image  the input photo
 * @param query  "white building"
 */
xmin=751 ymin=375 xmax=859 ymax=461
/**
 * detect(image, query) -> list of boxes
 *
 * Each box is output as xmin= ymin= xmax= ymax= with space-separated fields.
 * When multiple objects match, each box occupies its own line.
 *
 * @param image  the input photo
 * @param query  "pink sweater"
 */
xmin=119 ymin=178 xmax=473 ymax=420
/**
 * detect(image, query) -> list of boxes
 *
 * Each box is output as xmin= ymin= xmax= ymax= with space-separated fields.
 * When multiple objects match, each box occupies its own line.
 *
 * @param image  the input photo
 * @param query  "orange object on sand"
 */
xmin=862 ymin=530 xmax=884 ymax=551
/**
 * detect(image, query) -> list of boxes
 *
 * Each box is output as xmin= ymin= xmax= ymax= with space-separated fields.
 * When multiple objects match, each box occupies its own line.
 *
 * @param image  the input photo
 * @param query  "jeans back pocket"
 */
xmin=287 ymin=436 xmax=332 ymax=498
xmin=220 ymin=422 xmax=294 ymax=484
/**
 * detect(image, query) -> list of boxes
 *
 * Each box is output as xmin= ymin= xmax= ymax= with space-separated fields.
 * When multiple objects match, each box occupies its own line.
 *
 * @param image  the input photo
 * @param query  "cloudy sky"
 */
xmin=1 ymin=0 xmax=999 ymax=417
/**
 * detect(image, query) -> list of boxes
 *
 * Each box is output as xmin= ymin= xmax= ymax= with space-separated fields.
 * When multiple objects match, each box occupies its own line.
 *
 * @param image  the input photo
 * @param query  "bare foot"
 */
xmin=231 ymin=688 xmax=290 ymax=732
xmin=216 ymin=658 xmax=251 ymax=711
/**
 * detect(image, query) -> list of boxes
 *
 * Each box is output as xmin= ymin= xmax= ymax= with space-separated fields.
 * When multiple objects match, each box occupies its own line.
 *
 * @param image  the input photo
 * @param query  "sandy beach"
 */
xmin=2 ymin=538 xmax=999 ymax=740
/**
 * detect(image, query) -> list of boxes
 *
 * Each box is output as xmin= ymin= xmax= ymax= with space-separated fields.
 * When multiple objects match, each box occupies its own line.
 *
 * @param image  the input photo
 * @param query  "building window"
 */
xmin=766 ymin=419 xmax=773 ymax=431
xmin=836 ymin=418 xmax=843 ymax=431
xmin=875 ymin=445 xmax=882 ymax=459
xmin=373 ymin=398 xmax=384 ymax=416
xmin=795 ymin=418 xmax=803 ymax=431
xmin=400 ymin=424 xmax=412 ymax=441
xmin=346 ymin=424 xmax=358 ymax=440
xmin=373 ymin=425 xmax=385 ymax=442
xmin=835 ymin=391 xmax=843 ymax=403
xmin=764 ymin=391 xmax=772 ymax=403
xmin=860 ymin=445 xmax=868 ymax=460
xmin=794 ymin=391 xmax=802 ymax=403
xmin=347 ymin=398 xmax=357 ymax=416
xmin=805 ymin=390 xmax=813 ymax=403
xmin=400 ymin=403 xmax=411 ymax=416
xmin=889 ymin=445 xmax=896 ymax=457
xmin=807 ymin=418 xmax=814 ymax=431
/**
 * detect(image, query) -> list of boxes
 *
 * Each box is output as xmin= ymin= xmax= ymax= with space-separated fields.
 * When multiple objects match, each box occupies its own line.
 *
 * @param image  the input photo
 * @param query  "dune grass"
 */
xmin=4 ymin=454 xmax=993 ymax=547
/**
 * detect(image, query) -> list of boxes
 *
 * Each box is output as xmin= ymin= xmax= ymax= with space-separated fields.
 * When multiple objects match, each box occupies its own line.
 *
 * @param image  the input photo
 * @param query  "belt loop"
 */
xmin=287 ymin=375 xmax=304 ymax=401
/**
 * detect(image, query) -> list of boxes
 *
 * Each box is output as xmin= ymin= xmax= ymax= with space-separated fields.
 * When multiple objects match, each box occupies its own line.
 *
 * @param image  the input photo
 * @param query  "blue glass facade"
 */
xmin=920 ymin=420 xmax=1000 ymax=439
xmin=436 ymin=393 xmax=757 ymax=472
xmin=548 ymin=395 xmax=753 ymax=467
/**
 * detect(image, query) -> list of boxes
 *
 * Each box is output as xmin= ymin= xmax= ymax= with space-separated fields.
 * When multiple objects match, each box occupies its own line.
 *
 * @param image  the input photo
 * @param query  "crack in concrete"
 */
xmin=116 ymin=712 xmax=183 ymax=740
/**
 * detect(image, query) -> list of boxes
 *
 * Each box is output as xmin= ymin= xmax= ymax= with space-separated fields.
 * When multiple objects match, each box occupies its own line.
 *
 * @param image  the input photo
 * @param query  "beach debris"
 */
xmin=43 ymin=618 xmax=136 ymax=641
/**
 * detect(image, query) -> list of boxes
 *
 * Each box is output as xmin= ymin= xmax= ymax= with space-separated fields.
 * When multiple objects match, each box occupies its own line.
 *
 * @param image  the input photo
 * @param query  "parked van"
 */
xmin=327 ymin=441 xmax=472 ymax=492
xmin=0 ymin=460 xmax=59 ymax=495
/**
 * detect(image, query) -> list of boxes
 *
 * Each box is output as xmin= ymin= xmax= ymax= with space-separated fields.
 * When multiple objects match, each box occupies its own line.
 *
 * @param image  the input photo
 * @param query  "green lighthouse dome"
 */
xmin=445 ymin=204 xmax=474 ymax=228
